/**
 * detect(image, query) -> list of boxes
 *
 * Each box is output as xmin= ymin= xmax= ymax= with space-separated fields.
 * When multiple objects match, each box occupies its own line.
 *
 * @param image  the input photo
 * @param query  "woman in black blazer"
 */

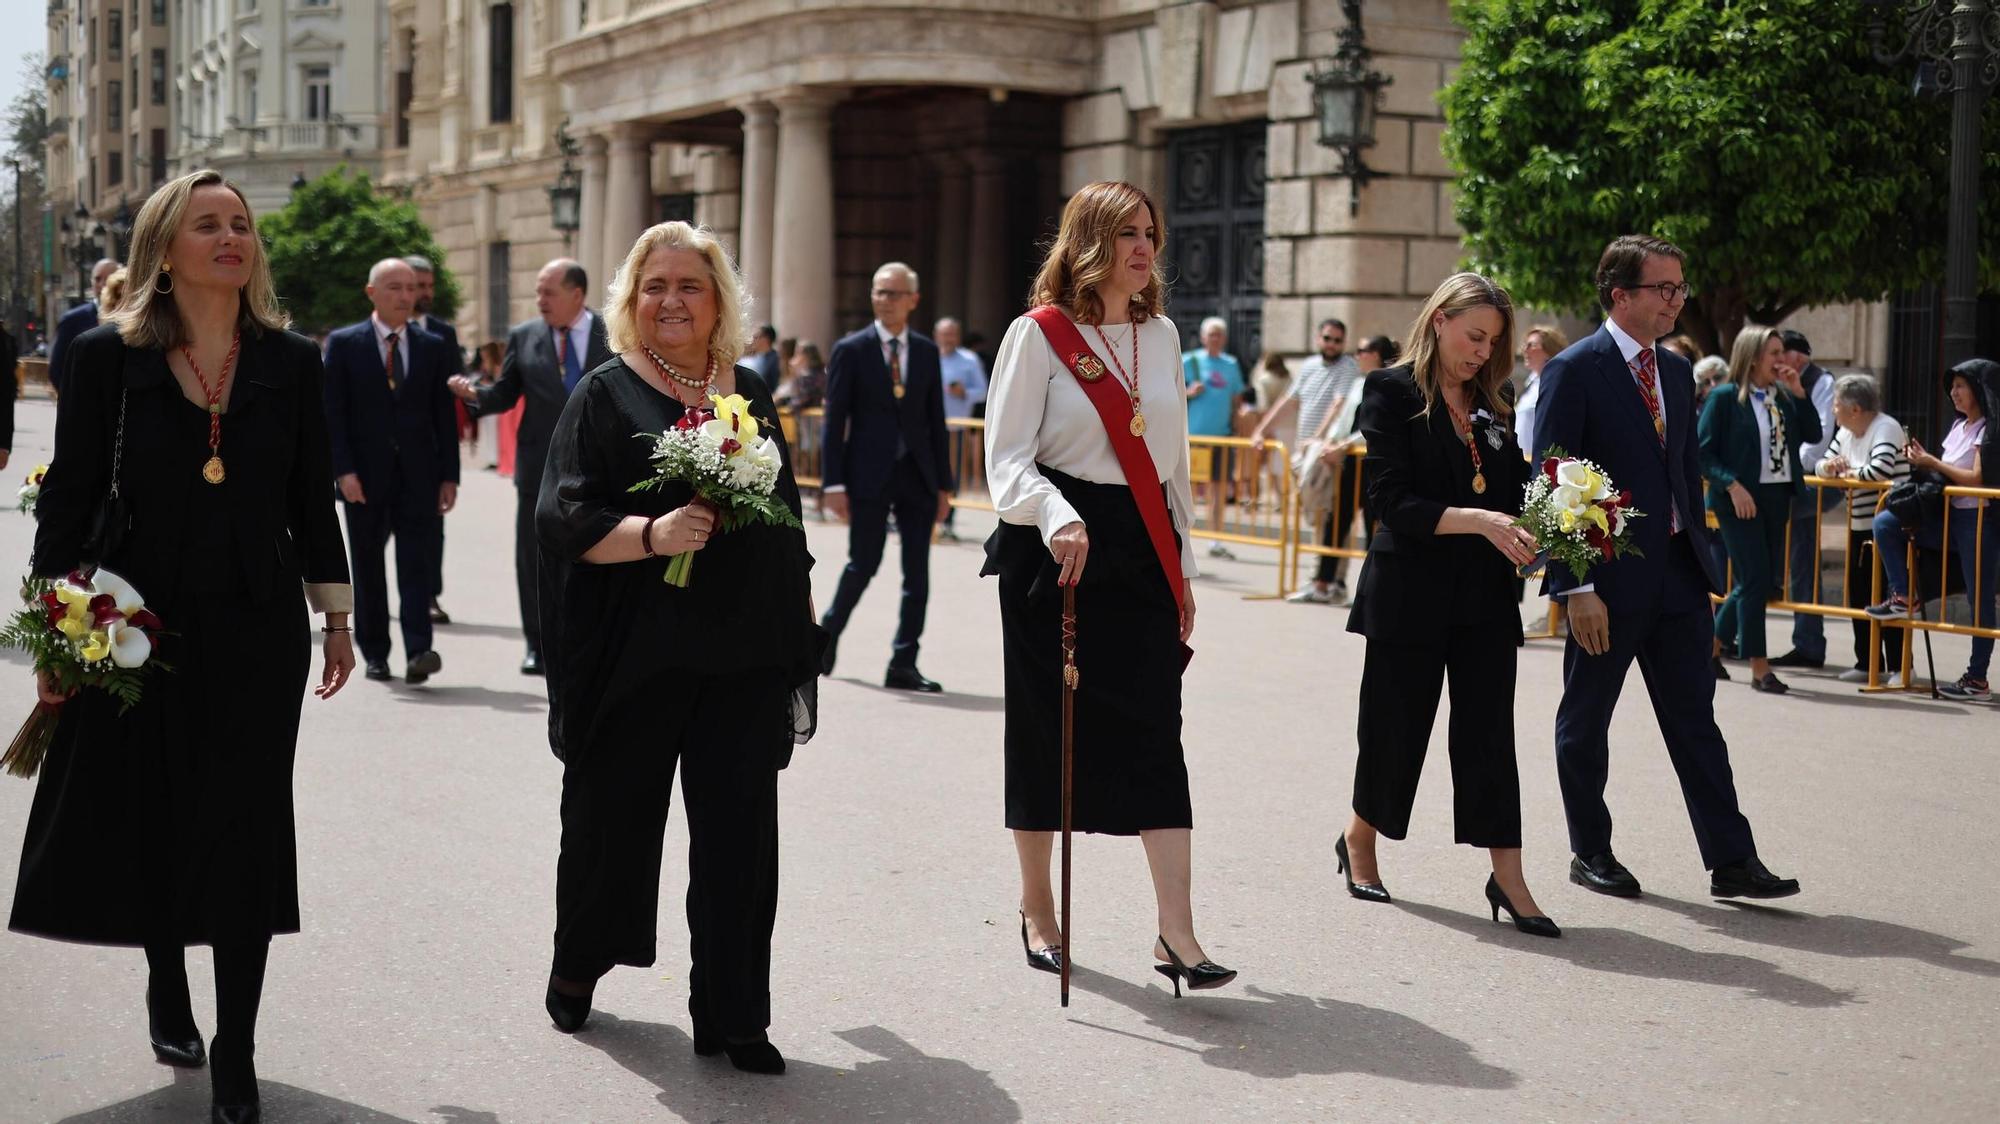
xmin=13 ymin=170 xmax=354 ymax=1121
xmin=1339 ymin=273 xmax=1558 ymax=938
xmin=1698 ymin=325 xmax=1820 ymax=694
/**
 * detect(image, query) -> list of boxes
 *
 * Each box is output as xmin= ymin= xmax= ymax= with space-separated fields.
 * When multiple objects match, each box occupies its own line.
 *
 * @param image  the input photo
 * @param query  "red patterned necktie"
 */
xmin=1628 ymin=346 xmax=1679 ymax=532
xmin=385 ymin=331 xmax=401 ymax=391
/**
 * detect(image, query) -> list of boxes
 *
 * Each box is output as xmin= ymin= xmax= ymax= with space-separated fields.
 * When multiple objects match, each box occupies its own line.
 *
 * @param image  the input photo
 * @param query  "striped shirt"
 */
xmin=1817 ymin=412 xmax=1909 ymax=529
xmin=1292 ymin=353 xmax=1360 ymax=449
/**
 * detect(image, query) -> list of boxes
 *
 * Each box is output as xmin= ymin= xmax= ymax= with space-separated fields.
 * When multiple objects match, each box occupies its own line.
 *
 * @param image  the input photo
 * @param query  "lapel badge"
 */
xmin=1073 ymin=354 xmax=1107 ymax=382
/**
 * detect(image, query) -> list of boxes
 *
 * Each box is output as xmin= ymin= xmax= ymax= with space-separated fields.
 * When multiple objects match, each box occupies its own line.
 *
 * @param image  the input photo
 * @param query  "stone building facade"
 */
xmin=393 ymin=0 xmax=1882 ymax=370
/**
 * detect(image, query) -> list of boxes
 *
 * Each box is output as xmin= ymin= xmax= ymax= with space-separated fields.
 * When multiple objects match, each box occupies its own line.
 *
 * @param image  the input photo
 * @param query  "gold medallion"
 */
xmin=1073 ymin=355 xmax=1107 ymax=382
xmin=892 ymin=383 xmax=905 ymax=399
xmin=1655 ymin=416 xmax=1666 ymax=437
xmin=202 ymin=456 xmax=226 ymax=485
xmin=1471 ymin=471 xmax=1487 ymax=495
xmin=1129 ymin=413 xmax=1148 ymax=438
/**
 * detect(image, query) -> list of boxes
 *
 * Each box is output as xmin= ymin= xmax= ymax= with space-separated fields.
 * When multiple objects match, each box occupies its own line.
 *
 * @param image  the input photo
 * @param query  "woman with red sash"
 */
xmin=981 ymin=181 xmax=1234 ymax=997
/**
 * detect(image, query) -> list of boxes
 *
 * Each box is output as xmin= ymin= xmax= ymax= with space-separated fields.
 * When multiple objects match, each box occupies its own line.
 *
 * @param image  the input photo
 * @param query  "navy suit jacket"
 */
xmin=322 ymin=319 xmax=460 ymax=502
xmin=416 ymin=314 xmax=464 ymax=375
xmin=49 ymin=301 xmax=98 ymax=397
xmin=472 ymin=312 xmax=612 ymax=495
xmin=821 ymin=326 xmax=954 ymax=499
xmin=1534 ymin=324 xmax=1723 ymax=614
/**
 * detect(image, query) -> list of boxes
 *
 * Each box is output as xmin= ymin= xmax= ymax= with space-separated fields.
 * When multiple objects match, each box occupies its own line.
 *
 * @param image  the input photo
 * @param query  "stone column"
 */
xmin=965 ymin=153 xmax=1010 ymax=342
xmin=770 ymin=89 xmax=841 ymax=353
xmin=931 ymin=155 xmax=970 ymax=322
xmin=602 ymin=122 xmax=655 ymax=279
xmin=736 ymin=100 xmax=779 ymax=324
xmin=577 ymin=133 xmax=610 ymax=294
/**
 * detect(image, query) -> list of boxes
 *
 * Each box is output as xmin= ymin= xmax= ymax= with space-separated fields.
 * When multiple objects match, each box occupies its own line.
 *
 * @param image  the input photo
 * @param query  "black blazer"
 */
xmin=49 ymin=301 xmax=98 ymax=397
xmin=321 ymin=319 xmax=460 ymax=501
xmin=821 ymin=325 xmax=954 ymax=499
xmin=1345 ymin=367 xmax=1531 ymax=643
xmin=1533 ymin=325 xmax=1724 ymax=612
xmin=416 ymin=314 xmax=464 ymax=375
xmin=31 ymin=323 xmax=350 ymax=605
xmin=1697 ymin=384 xmax=1823 ymax=512
xmin=473 ymin=312 xmax=612 ymax=495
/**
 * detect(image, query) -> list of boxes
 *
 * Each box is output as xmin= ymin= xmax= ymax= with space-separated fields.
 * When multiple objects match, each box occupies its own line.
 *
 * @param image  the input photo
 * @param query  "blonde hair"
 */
xmin=603 ymin=221 xmax=748 ymax=372
xmin=110 ymin=169 xmax=288 ymax=349
xmin=1026 ymin=181 xmax=1167 ymax=325
xmin=1729 ymin=324 xmax=1782 ymax=404
xmin=1524 ymin=323 xmax=1568 ymax=356
xmin=1401 ymin=272 xmax=1517 ymax=418
xmin=99 ymin=268 xmax=129 ymax=313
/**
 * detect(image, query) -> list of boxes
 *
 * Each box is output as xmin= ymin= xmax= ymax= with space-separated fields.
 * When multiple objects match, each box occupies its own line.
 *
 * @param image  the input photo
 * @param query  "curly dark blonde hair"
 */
xmin=1026 ymin=182 xmax=1167 ymax=326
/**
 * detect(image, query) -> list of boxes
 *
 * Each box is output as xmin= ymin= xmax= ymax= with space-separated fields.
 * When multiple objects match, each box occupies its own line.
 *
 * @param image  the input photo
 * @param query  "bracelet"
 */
xmin=642 ymin=514 xmax=662 ymax=557
xmin=321 ymin=625 xmax=353 ymax=634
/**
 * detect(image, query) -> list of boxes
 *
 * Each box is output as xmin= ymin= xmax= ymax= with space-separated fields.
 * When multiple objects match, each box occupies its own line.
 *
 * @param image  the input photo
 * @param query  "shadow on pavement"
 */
xmin=387 ymin=685 xmax=548 ymax=712
xmin=422 ymin=621 xmax=529 ymax=641
xmin=57 ymin=1066 xmax=437 ymax=1123
xmin=1637 ymin=894 xmax=2000 ymax=976
xmin=1397 ymin=900 xmax=1858 ymax=1008
xmin=1066 ymin=967 xmax=1517 ymax=1087
xmin=578 ymin=1011 xmax=1023 ymax=1122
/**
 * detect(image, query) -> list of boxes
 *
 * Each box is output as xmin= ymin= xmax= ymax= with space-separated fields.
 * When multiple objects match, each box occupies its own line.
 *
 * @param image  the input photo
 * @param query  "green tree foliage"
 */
xmin=1443 ymin=0 xmax=2000 ymax=354
xmin=259 ymin=168 xmax=459 ymax=333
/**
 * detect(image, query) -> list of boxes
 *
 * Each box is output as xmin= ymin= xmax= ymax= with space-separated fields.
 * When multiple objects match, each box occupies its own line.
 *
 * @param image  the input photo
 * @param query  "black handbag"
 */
xmin=1883 ymin=469 xmax=1945 ymax=526
xmin=78 ymin=386 xmax=130 ymax=569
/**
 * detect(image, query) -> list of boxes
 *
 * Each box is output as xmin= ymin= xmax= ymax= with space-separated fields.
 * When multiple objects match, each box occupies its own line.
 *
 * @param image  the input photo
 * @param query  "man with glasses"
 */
xmin=819 ymin=262 xmax=956 ymax=692
xmin=1535 ymin=234 xmax=1801 ymax=904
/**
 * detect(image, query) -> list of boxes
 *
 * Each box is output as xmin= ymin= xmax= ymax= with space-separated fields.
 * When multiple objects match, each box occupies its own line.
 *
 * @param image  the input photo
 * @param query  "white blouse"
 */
xmin=985 ymin=311 xmax=1199 ymax=578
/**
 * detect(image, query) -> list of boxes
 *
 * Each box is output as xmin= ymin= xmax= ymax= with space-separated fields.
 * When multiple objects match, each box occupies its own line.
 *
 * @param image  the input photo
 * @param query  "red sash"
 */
xmin=1025 ymin=306 xmax=1187 ymax=617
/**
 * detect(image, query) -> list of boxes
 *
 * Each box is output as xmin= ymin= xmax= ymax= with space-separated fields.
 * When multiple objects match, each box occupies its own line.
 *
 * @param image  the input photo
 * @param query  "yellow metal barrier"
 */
xmin=1288 ymin=442 xmax=1369 ymax=592
xmin=1188 ymin=435 xmax=1295 ymax=598
xmin=946 ymin=418 xmax=992 ymax=513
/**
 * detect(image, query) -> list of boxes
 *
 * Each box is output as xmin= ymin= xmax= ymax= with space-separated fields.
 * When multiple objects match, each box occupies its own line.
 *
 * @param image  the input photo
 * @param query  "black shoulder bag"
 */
xmin=78 ymin=386 xmax=130 ymax=570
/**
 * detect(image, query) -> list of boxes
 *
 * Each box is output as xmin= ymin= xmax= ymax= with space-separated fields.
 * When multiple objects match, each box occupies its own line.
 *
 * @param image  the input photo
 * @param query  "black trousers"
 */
xmin=1314 ymin=463 xmax=1366 ymax=584
xmin=515 ymin=486 xmax=542 ymax=656
xmin=1353 ymin=631 xmax=1522 ymax=847
xmin=1555 ymin=535 xmax=1757 ymax=870
xmin=822 ymin=456 xmax=934 ymax=668
xmin=343 ymin=481 xmax=440 ymax=664
xmin=552 ymin=672 xmax=785 ymax=1042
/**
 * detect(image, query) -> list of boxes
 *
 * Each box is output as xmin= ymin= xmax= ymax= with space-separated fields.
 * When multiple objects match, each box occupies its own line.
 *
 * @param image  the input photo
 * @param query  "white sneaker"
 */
xmin=1287 ymin=586 xmax=1335 ymax=604
xmin=1837 ymin=667 xmax=1870 ymax=683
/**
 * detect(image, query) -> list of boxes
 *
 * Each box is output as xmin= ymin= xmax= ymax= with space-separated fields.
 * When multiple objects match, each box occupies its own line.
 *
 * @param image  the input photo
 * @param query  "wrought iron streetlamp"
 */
xmin=1309 ymin=0 xmax=1394 ymax=216
xmin=547 ymin=119 xmax=583 ymax=246
xmin=1867 ymin=0 xmax=2000 ymax=375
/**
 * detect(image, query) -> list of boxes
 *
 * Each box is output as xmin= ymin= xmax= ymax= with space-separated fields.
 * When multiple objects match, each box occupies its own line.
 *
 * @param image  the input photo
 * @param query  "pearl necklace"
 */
xmin=643 ymin=347 xmax=716 ymax=398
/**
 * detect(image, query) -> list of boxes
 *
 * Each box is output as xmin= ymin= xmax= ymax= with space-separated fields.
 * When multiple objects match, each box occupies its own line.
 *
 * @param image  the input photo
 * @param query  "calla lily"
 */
xmin=699 ymin=417 xmax=753 ymax=457
xmin=706 ymin=393 xmax=760 ymax=444
xmin=1554 ymin=461 xmax=1610 ymax=501
xmin=107 ymin=620 xmax=152 ymax=668
xmin=92 ymin=568 xmax=146 ymax=615
xmin=54 ymin=583 xmax=93 ymax=622
xmin=79 ymin=629 xmax=111 ymax=663
xmin=56 ymin=615 xmax=88 ymax=642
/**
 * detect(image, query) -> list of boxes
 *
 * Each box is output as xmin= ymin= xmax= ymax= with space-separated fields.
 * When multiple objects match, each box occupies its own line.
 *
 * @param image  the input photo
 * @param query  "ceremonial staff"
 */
xmin=1060 ymin=583 xmax=1078 ymax=1007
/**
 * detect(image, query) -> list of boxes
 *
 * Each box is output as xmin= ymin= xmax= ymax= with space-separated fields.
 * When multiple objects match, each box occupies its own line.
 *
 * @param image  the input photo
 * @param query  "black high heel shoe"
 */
xmin=1335 ymin=833 xmax=1392 ymax=903
xmin=1019 ymin=911 xmax=1063 ymax=975
xmin=208 ymin=1033 xmax=259 ymax=1123
xmin=545 ymin=975 xmax=594 ymax=1033
xmin=147 ymin=981 xmax=206 ymax=1068
xmin=1485 ymin=873 xmax=1562 ymax=938
xmin=1152 ymin=936 xmax=1237 ymax=998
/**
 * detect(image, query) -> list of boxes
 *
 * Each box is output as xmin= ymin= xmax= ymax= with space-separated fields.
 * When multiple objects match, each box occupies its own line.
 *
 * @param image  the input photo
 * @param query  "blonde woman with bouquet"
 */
xmin=11 ymin=169 xmax=354 ymax=1122
xmin=533 ymin=221 xmax=815 ymax=1074
xmin=1340 ymin=272 xmax=1559 ymax=938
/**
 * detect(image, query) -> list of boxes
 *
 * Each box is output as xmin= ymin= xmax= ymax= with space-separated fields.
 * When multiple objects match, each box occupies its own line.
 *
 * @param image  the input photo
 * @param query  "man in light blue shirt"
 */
xmin=1182 ymin=317 xmax=1247 ymax=558
xmin=934 ymin=317 xmax=986 ymax=540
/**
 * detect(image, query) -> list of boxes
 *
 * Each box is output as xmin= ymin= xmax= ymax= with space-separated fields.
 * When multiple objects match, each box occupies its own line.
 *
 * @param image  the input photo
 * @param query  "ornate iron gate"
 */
xmin=1165 ymin=122 xmax=1267 ymax=359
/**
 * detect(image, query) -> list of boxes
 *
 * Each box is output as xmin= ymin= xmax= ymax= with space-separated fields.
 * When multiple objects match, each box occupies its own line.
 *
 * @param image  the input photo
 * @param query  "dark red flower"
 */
xmin=719 ymin=438 xmax=741 ymax=457
xmin=128 ymin=609 xmax=163 ymax=631
xmin=1542 ymin=458 xmax=1560 ymax=481
xmin=45 ymin=605 xmax=65 ymax=629
xmin=65 ymin=569 xmax=91 ymax=587
xmin=674 ymin=408 xmax=714 ymax=431
xmin=38 ymin=591 xmax=60 ymax=610
xmin=89 ymin=593 xmax=123 ymax=626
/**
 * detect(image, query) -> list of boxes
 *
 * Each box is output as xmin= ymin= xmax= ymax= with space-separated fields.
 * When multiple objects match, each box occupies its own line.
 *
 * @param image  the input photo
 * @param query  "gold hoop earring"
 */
xmin=154 ymin=271 xmax=174 ymax=295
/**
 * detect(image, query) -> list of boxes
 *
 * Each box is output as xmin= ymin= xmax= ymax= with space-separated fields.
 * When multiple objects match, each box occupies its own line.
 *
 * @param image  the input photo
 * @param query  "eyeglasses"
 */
xmin=1628 ymin=281 xmax=1695 ymax=303
xmin=872 ymin=288 xmax=915 ymax=299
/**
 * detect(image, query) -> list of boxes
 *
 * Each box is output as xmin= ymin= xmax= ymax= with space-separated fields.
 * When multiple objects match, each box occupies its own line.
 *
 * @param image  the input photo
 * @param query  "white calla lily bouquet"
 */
xmin=631 ymin=391 xmax=801 ymax=587
xmin=1514 ymin=448 xmax=1644 ymax=580
xmin=0 ymin=567 xmax=171 ymax=778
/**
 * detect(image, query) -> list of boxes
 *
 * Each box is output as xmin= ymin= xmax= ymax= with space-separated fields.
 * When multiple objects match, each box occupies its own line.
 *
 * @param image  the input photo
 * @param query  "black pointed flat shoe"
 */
xmin=694 ymin=1030 xmax=786 ymax=1074
xmin=1019 ymin=912 xmax=1063 ymax=975
xmin=545 ymin=976 xmax=593 ymax=1033
xmin=1335 ymin=833 xmax=1392 ymax=903
xmin=1153 ymin=936 xmax=1236 ymax=998
xmin=1485 ymin=873 xmax=1562 ymax=938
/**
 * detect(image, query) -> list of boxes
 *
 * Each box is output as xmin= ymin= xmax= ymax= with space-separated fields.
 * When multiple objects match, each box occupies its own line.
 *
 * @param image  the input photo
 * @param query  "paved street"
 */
xmin=2 ymin=395 xmax=1997 ymax=1123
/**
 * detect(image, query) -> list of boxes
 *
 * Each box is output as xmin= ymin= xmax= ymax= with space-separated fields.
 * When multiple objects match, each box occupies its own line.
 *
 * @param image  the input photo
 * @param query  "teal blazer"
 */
xmin=1697 ymin=385 xmax=1823 ymax=512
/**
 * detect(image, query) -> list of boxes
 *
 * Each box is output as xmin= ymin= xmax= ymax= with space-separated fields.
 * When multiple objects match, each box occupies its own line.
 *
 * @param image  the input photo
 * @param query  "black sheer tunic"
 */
xmin=534 ymin=360 xmax=816 ymax=760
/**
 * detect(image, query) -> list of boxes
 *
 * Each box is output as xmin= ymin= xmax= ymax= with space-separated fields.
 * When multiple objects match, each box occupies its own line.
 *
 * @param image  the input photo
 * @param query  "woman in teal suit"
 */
xmin=1698 ymin=325 xmax=1821 ymax=693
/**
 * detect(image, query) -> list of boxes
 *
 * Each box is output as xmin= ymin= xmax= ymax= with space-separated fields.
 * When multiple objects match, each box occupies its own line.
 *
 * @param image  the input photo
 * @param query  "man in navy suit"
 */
xmin=407 ymin=254 xmax=464 ymax=627
xmin=1536 ymin=235 xmax=1799 ymax=901
xmin=447 ymin=259 xmax=610 ymax=674
xmin=819 ymin=262 xmax=955 ymax=691
xmin=323 ymin=258 xmax=461 ymax=685
xmin=49 ymin=258 xmax=119 ymax=396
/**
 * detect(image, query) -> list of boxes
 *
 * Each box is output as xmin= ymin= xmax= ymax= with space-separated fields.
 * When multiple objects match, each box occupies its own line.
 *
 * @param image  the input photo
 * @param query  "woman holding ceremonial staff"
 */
xmin=1339 ymin=272 xmax=1559 ymax=938
xmin=982 ymin=181 xmax=1235 ymax=996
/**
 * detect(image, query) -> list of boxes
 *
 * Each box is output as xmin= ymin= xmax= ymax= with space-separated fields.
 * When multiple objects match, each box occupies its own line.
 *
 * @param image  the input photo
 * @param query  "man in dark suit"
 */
xmin=448 ymin=258 xmax=610 ymax=675
xmin=407 ymin=254 xmax=464 ymax=627
xmin=1536 ymin=234 xmax=1798 ymax=901
xmin=324 ymin=258 xmax=461 ymax=685
xmin=819 ymin=262 xmax=955 ymax=691
xmin=49 ymin=258 xmax=119 ymax=396
xmin=0 ymin=323 xmax=17 ymax=471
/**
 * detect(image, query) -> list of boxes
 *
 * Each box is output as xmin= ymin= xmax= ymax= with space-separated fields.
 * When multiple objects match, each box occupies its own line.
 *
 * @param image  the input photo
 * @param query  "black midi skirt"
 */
xmin=984 ymin=465 xmax=1191 ymax=835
